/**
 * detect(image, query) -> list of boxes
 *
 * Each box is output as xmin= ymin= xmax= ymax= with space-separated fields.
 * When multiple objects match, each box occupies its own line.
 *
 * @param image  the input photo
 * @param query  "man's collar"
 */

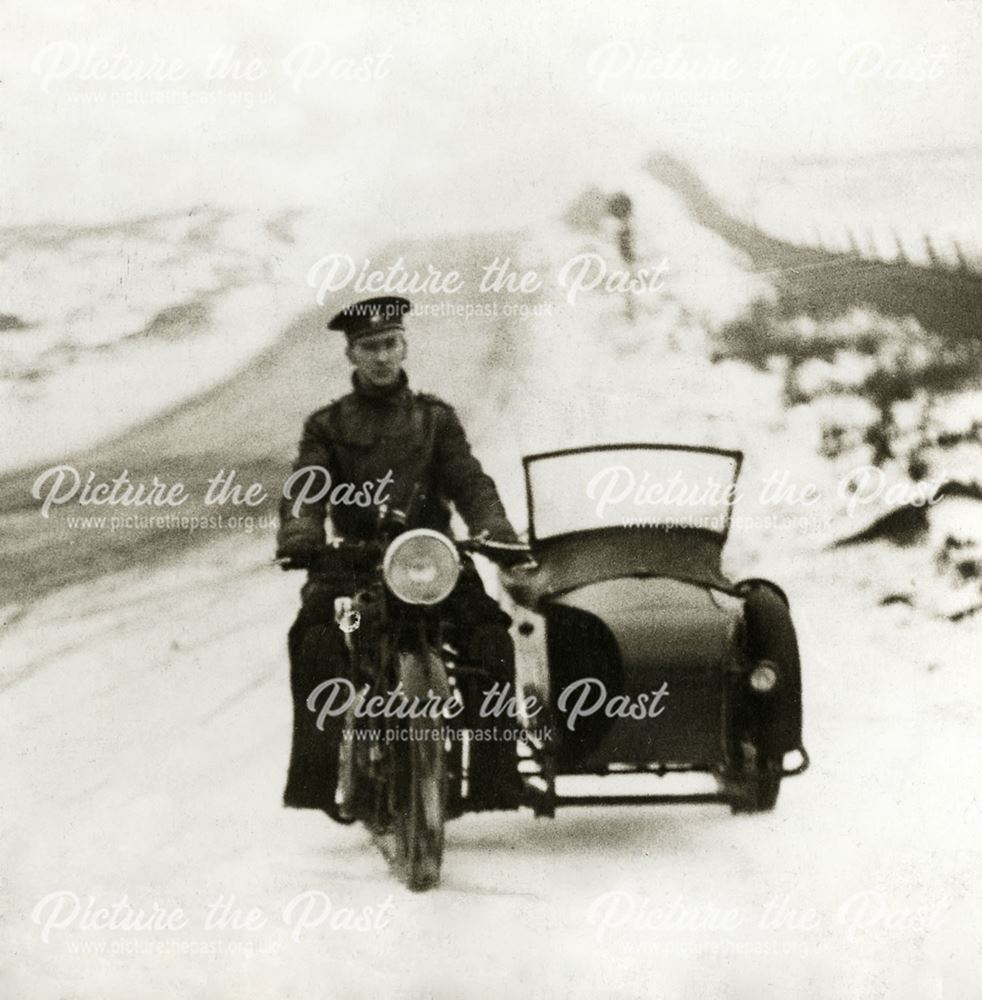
xmin=352 ymin=369 xmax=410 ymax=404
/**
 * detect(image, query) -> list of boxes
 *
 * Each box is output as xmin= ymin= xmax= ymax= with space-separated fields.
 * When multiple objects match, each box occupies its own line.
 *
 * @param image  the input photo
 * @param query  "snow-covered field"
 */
xmin=0 ymin=209 xmax=371 ymax=471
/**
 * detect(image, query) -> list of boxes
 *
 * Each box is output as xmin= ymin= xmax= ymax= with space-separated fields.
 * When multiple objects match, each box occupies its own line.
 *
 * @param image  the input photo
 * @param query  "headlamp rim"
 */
xmin=382 ymin=528 xmax=461 ymax=605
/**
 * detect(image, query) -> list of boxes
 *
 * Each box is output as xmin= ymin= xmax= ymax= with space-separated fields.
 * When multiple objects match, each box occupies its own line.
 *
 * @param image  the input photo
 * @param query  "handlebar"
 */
xmin=275 ymin=533 xmax=536 ymax=571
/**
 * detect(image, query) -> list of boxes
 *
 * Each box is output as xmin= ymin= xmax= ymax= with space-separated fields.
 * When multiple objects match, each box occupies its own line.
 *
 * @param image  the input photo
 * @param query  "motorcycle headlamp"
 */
xmin=749 ymin=660 xmax=779 ymax=694
xmin=382 ymin=529 xmax=460 ymax=605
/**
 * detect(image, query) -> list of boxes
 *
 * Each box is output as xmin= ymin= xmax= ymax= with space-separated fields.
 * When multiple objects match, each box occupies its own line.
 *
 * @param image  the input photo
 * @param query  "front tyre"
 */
xmin=392 ymin=647 xmax=449 ymax=891
xmin=393 ymin=715 xmax=447 ymax=890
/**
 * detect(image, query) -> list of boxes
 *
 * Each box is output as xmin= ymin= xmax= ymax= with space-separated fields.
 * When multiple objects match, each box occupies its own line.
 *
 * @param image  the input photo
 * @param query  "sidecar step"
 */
xmin=553 ymin=793 xmax=727 ymax=807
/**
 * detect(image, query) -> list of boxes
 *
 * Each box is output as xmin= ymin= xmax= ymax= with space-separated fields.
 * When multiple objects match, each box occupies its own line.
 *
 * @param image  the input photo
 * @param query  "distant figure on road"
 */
xmin=608 ymin=191 xmax=636 ymax=322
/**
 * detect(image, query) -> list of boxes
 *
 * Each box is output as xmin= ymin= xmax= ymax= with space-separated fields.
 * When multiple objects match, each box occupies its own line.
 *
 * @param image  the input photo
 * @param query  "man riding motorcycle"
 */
xmin=276 ymin=295 xmax=523 ymax=822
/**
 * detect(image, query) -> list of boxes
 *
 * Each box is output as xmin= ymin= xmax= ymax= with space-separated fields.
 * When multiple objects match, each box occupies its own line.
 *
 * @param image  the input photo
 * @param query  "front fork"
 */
xmin=335 ymin=601 xmax=454 ymax=823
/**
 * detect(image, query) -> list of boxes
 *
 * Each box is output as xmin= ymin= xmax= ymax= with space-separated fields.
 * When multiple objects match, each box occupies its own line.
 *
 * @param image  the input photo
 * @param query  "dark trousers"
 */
xmin=283 ymin=566 xmax=516 ymax=814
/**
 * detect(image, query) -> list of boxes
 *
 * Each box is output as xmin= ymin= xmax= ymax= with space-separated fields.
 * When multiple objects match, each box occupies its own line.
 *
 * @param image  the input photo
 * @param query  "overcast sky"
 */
xmin=3 ymin=0 xmax=981 ymax=229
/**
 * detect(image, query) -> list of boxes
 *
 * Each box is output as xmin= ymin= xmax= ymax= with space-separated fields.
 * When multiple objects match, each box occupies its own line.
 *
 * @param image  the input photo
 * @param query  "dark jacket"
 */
xmin=277 ymin=370 xmax=517 ymax=555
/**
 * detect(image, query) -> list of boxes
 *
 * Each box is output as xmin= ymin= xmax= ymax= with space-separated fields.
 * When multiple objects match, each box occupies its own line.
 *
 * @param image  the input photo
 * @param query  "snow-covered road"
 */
xmin=3 ymin=527 xmax=979 ymax=999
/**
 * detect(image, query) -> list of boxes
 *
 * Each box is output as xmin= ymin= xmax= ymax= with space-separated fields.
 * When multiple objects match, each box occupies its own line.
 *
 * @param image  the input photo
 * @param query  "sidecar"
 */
xmin=501 ymin=444 xmax=808 ymax=814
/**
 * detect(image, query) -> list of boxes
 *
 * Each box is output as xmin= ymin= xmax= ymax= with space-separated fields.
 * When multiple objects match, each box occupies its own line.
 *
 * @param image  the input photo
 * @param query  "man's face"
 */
xmin=346 ymin=330 xmax=407 ymax=387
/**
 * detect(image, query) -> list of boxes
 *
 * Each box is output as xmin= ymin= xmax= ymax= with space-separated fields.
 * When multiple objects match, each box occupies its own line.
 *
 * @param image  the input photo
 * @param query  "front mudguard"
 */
xmin=397 ymin=634 xmax=452 ymax=704
xmin=736 ymin=578 xmax=804 ymax=760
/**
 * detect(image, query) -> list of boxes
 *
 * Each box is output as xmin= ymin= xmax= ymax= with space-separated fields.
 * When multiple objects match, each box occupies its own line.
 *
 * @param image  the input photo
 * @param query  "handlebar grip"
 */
xmin=463 ymin=538 xmax=532 ymax=554
xmin=469 ymin=539 xmax=537 ymax=569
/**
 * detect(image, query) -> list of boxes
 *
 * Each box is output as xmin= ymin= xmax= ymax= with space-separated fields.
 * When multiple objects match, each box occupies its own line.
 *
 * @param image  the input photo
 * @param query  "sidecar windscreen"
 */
xmin=525 ymin=445 xmax=742 ymax=542
xmin=513 ymin=445 xmax=743 ymax=601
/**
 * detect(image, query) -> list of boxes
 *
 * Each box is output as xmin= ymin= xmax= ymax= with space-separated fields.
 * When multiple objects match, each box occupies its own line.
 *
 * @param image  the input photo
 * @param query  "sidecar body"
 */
xmin=502 ymin=444 xmax=808 ymax=814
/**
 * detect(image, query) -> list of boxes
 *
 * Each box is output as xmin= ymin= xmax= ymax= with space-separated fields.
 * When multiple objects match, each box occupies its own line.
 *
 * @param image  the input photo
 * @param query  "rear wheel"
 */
xmin=334 ymin=698 xmax=364 ymax=824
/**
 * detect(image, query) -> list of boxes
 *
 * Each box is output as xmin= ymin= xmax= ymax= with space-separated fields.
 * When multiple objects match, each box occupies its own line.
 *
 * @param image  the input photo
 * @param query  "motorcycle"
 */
xmin=283 ymin=443 xmax=808 ymax=891
xmin=298 ymin=506 xmax=530 ymax=892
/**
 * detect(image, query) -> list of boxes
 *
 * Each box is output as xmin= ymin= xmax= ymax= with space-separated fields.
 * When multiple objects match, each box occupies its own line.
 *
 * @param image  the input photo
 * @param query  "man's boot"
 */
xmin=464 ymin=623 xmax=525 ymax=811
xmin=283 ymin=619 xmax=350 ymax=821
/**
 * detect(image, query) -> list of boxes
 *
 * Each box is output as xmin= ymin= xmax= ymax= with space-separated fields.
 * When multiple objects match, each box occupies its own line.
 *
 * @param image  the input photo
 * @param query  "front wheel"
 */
xmin=391 ymin=647 xmax=449 ymax=891
xmin=393 ymin=716 xmax=447 ymax=890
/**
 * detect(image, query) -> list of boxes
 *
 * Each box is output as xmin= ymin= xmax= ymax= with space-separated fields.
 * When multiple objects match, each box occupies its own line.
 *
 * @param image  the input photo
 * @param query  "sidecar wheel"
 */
xmin=730 ymin=771 xmax=780 ymax=813
xmin=727 ymin=739 xmax=782 ymax=813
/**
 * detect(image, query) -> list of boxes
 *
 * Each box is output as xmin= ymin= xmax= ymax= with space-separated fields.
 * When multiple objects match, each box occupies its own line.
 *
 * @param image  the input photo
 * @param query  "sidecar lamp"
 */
xmin=749 ymin=661 xmax=779 ymax=694
xmin=383 ymin=529 xmax=461 ymax=605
